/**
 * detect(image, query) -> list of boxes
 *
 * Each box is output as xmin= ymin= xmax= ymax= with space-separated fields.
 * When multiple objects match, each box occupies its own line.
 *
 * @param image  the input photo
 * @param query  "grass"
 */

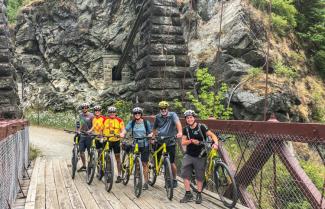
xmin=29 ymin=144 xmax=41 ymax=161
xmin=24 ymin=109 xmax=77 ymax=130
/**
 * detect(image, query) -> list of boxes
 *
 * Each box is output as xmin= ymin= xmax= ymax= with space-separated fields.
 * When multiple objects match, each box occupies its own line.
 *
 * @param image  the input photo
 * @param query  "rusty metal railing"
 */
xmin=0 ymin=120 xmax=29 ymax=209
xmin=144 ymin=116 xmax=325 ymax=209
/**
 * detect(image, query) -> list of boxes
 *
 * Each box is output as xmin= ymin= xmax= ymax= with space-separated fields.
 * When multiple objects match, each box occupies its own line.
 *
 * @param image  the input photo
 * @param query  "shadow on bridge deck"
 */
xmin=15 ymin=157 xmax=248 ymax=209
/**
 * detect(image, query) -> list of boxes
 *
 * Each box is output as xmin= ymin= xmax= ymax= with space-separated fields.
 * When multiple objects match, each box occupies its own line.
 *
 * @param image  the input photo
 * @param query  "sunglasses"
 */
xmin=82 ymin=107 xmax=88 ymax=109
xmin=160 ymin=108 xmax=167 ymax=111
xmin=95 ymin=110 xmax=101 ymax=112
xmin=133 ymin=112 xmax=142 ymax=115
xmin=108 ymin=112 xmax=116 ymax=114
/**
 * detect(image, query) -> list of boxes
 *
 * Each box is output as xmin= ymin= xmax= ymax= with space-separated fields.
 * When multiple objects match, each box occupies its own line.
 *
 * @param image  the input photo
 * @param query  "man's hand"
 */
xmin=191 ymin=139 xmax=200 ymax=145
xmin=147 ymin=133 xmax=153 ymax=138
xmin=120 ymin=133 xmax=125 ymax=138
xmin=212 ymin=143 xmax=218 ymax=150
xmin=176 ymin=132 xmax=183 ymax=138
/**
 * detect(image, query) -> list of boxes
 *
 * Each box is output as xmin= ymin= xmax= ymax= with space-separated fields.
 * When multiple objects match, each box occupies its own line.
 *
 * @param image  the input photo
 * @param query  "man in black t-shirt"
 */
xmin=180 ymin=110 xmax=219 ymax=204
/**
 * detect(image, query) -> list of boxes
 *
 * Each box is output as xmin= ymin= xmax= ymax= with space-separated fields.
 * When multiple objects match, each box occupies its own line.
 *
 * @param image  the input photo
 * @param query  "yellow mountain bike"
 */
xmin=121 ymin=137 xmax=146 ymax=198
xmin=148 ymin=136 xmax=174 ymax=200
xmin=96 ymin=135 xmax=120 ymax=192
xmin=190 ymin=134 xmax=238 ymax=208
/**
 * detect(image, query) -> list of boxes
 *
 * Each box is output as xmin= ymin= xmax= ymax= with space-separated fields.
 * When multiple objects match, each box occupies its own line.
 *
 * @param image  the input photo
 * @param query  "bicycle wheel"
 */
xmin=148 ymin=153 xmax=157 ymax=186
xmin=104 ymin=151 xmax=114 ymax=192
xmin=121 ymin=151 xmax=130 ymax=185
xmin=97 ymin=151 xmax=104 ymax=180
xmin=163 ymin=157 xmax=173 ymax=200
xmin=71 ymin=146 xmax=78 ymax=179
xmin=86 ymin=148 xmax=96 ymax=185
xmin=134 ymin=156 xmax=143 ymax=198
xmin=214 ymin=161 xmax=238 ymax=208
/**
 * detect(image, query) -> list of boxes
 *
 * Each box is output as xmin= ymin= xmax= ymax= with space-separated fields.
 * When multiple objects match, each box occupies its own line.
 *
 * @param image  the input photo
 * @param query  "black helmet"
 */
xmin=184 ymin=109 xmax=197 ymax=118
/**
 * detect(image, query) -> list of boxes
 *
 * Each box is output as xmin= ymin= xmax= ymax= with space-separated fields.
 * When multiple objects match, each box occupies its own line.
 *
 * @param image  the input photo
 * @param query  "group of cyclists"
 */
xmin=76 ymin=100 xmax=219 ymax=204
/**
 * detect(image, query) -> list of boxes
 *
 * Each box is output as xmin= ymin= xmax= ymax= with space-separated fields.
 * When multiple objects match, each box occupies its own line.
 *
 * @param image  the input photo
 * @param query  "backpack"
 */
xmin=185 ymin=123 xmax=206 ymax=142
xmin=131 ymin=119 xmax=150 ymax=137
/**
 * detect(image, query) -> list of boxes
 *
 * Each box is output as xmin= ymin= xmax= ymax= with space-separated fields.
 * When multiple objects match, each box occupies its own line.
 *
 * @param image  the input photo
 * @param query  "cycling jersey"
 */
xmin=103 ymin=117 xmax=124 ymax=142
xmin=92 ymin=116 xmax=105 ymax=135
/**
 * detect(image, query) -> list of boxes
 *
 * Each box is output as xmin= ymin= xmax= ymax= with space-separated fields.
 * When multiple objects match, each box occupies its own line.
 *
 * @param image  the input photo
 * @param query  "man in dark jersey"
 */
xmin=180 ymin=110 xmax=219 ymax=204
xmin=78 ymin=103 xmax=94 ymax=172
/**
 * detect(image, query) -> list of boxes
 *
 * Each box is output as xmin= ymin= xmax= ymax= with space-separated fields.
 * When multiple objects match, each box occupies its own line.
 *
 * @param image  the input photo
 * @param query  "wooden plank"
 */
xmin=120 ymin=181 xmax=154 ymax=209
xmin=35 ymin=158 xmax=46 ymax=209
xmin=45 ymin=159 xmax=60 ymax=209
xmin=25 ymin=157 xmax=41 ymax=209
xmin=72 ymin=167 xmax=101 ymax=209
xmin=53 ymin=159 xmax=73 ymax=209
xmin=59 ymin=160 xmax=86 ymax=209
xmin=108 ymin=181 xmax=140 ymax=209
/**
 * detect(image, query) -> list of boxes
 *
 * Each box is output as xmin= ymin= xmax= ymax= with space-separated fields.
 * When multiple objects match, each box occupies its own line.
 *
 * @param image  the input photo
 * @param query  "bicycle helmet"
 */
xmin=184 ymin=109 xmax=197 ymax=118
xmin=132 ymin=107 xmax=143 ymax=114
xmin=94 ymin=105 xmax=101 ymax=111
xmin=158 ymin=101 xmax=169 ymax=109
xmin=81 ymin=102 xmax=89 ymax=109
xmin=107 ymin=106 xmax=117 ymax=113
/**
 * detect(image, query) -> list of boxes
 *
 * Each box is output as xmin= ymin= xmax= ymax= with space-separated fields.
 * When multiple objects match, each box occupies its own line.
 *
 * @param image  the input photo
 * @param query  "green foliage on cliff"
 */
xmin=174 ymin=68 xmax=232 ymax=120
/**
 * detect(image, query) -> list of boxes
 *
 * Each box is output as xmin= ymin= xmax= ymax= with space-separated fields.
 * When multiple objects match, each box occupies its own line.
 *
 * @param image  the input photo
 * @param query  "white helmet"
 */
xmin=132 ymin=107 xmax=143 ymax=114
xmin=107 ymin=106 xmax=117 ymax=113
xmin=184 ymin=109 xmax=197 ymax=118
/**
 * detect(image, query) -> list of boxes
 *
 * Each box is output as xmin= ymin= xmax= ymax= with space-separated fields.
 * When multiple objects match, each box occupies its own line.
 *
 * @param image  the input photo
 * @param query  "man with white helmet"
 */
xmin=180 ymin=109 xmax=219 ymax=204
xmin=103 ymin=106 xmax=125 ymax=183
xmin=120 ymin=107 xmax=153 ymax=190
xmin=78 ymin=102 xmax=94 ymax=172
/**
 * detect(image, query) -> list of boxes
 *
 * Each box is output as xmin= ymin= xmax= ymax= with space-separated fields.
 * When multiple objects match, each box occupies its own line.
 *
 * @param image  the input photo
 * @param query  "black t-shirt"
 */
xmin=182 ymin=123 xmax=209 ymax=157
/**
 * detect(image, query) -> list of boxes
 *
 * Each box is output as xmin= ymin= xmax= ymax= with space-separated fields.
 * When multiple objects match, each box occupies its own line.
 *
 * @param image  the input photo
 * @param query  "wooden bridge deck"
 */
xmin=18 ymin=157 xmax=248 ymax=209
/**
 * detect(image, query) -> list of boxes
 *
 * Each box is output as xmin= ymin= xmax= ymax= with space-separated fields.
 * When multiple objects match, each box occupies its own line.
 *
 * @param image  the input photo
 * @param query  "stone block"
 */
xmin=150 ymin=25 xmax=183 ymax=35
xmin=140 ymin=33 xmax=185 ymax=45
xmin=0 ymin=49 xmax=10 ymax=62
xmin=0 ymin=63 xmax=13 ymax=76
xmin=151 ymin=5 xmax=180 ymax=17
xmin=0 ymin=35 xmax=9 ymax=49
xmin=149 ymin=43 xmax=188 ymax=55
xmin=135 ymin=66 xmax=193 ymax=80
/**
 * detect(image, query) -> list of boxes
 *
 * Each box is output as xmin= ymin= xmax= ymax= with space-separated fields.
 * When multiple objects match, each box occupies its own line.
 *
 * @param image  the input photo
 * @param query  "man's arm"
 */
xmin=206 ymin=130 xmax=219 ymax=149
xmin=175 ymin=121 xmax=183 ymax=138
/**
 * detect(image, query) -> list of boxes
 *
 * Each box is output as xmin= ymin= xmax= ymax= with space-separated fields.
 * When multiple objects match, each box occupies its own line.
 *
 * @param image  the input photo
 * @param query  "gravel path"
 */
xmin=29 ymin=126 xmax=74 ymax=159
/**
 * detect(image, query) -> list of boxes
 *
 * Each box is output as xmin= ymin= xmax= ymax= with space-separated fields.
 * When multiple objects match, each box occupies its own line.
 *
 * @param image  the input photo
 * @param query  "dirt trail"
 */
xmin=29 ymin=126 xmax=74 ymax=159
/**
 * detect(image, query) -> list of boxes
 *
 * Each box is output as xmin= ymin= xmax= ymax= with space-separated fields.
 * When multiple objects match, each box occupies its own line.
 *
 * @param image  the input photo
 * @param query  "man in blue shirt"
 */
xmin=152 ymin=101 xmax=183 ymax=188
xmin=120 ymin=107 xmax=152 ymax=190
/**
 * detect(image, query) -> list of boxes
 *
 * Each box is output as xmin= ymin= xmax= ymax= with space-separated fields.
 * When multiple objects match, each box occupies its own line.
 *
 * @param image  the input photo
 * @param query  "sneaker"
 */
xmin=173 ymin=179 xmax=178 ymax=188
xmin=115 ymin=176 xmax=122 ymax=183
xmin=180 ymin=192 xmax=194 ymax=203
xmin=195 ymin=192 xmax=202 ymax=204
xmin=143 ymin=182 xmax=149 ymax=190
xmin=77 ymin=166 xmax=86 ymax=172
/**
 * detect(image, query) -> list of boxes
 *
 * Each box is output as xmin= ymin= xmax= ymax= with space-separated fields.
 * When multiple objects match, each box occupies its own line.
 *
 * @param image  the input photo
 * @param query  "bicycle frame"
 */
xmin=126 ymin=143 xmax=141 ymax=174
xmin=151 ymin=142 xmax=168 ymax=175
xmin=98 ymin=137 xmax=111 ymax=169
xmin=204 ymin=147 xmax=218 ymax=181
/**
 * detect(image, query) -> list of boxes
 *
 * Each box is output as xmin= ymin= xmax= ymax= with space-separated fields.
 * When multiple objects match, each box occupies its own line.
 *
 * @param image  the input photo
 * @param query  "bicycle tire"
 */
xmin=104 ymin=151 xmax=114 ymax=192
xmin=97 ymin=153 xmax=104 ymax=180
xmin=121 ymin=151 xmax=130 ymax=185
xmin=134 ymin=156 xmax=143 ymax=198
xmin=71 ymin=146 xmax=78 ymax=179
xmin=148 ymin=153 xmax=157 ymax=186
xmin=214 ymin=161 xmax=238 ymax=208
xmin=163 ymin=157 xmax=173 ymax=200
xmin=86 ymin=148 xmax=96 ymax=185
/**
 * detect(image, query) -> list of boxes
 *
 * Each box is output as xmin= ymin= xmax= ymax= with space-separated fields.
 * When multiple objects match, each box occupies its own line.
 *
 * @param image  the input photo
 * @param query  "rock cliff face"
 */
xmin=0 ymin=0 xmax=20 ymax=118
xmin=14 ymin=0 xmax=305 ymax=120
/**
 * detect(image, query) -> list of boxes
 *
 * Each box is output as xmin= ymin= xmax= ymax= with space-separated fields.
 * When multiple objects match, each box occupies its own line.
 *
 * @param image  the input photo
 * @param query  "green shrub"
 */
xmin=272 ymin=13 xmax=290 ymax=36
xmin=174 ymin=68 xmax=232 ymax=119
xmin=113 ymin=100 xmax=132 ymax=123
xmin=274 ymin=61 xmax=298 ymax=79
xmin=314 ymin=50 xmax=325 ymax=75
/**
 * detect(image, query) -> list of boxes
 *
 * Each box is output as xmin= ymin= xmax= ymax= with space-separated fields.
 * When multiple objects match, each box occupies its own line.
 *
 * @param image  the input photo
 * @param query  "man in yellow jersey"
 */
xmin=103 ymin=106 xmax=125 ymax=183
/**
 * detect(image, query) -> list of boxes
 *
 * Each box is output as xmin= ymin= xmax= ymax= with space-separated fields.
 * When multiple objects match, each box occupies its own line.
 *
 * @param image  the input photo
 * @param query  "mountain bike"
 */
xmin=190 ymin=134 xmax=238 ymax=208
xmin=64 ymin=129 xmax=83 ymax=179
xmin=86 ymin=134 xmax=99 ymax=185
xmin=147 ymin=136 xmax=174 ymax=200
xmin=97 ymin=135 xmax=119 ymax=192
xmin=121 ymin=137 xmax=146 ymax=198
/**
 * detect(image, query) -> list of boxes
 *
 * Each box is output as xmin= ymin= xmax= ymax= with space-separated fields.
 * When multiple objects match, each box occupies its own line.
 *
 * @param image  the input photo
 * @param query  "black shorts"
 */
xmin=110 ymin=141 xmax=121 ymax=154
xmin=79 ymin=135 xmax=92 ymax=153
xmin=139 ymin=146 xmax=149 ymax=162
xmin=156 ymin=144 xmax=176 ymax=164
xmin=95 ymin=139 xmax=105 ymax=150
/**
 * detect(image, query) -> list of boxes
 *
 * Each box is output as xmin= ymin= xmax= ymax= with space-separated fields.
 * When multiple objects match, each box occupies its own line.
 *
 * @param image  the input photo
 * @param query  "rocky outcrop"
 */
xmin=0 ymin=0 xmax=20 ymax=118
xmin=13 ymin=0 xmax=306 ymax=121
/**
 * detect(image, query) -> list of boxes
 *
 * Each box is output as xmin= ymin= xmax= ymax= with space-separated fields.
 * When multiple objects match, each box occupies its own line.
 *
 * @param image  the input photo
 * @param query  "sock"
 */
xmin=186 ymin=191 xmax=191 ymax=194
